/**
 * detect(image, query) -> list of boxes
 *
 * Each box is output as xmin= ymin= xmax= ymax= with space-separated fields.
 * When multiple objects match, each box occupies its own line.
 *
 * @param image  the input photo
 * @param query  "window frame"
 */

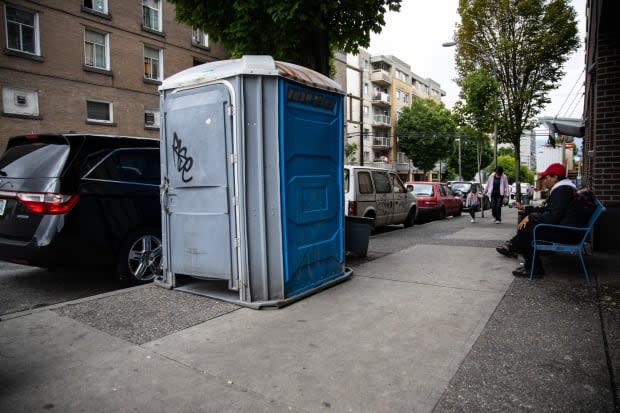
xmin=83 ymin=0 xmax=108 ymax=15
xmin=86 ymin=99 xmax=113 ymax=124
xmin=84 ymin=28 xmax=110 ymax=70
xmin=143 ymin=45 xmax=162 ymax=81
xmin=142 ymin=0 xmax=162 ymax=32
xmin=4 ymin=4 xmax=40 ymax=56
xmin=191 ymin=27 xmax=209 ymax=48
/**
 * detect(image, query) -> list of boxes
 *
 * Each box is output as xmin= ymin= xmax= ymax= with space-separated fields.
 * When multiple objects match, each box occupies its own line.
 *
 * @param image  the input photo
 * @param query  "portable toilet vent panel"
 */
xmin=157 ymin=56 xmax=351 ymax=308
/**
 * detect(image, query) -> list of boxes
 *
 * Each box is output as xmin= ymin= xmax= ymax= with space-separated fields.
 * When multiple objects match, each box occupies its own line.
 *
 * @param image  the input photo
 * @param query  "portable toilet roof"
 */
xmin=160 ymin=55 xmax=343 ymax=94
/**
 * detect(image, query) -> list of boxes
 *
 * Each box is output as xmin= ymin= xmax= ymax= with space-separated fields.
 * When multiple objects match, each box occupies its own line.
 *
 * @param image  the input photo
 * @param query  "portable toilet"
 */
xmin=156 ymin=56 xmax=352 ymax=308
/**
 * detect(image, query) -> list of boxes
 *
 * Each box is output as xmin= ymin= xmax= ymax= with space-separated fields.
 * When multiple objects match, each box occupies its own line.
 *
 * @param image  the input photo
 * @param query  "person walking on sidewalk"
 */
xmin=466 ymin=185 xmax=480 ymax=223
xmin=484 ymin=166 xmax=510 ymax=224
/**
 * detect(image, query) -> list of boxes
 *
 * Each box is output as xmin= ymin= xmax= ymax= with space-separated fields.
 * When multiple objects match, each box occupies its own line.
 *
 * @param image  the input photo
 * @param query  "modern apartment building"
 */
xmin=0 ymin=0 xmax=229 ymax=149
xmin=339 ymin=50 xmax=446 ymax=180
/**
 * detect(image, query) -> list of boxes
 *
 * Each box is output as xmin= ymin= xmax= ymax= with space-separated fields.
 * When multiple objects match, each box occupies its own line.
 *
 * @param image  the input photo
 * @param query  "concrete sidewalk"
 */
xmin=1 ymin=208 xmax=618 ymax=412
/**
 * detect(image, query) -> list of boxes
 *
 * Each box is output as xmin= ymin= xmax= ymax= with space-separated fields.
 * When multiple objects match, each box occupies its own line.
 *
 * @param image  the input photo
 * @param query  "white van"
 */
xmin=344 ymin=165 xmax=417 ymax=228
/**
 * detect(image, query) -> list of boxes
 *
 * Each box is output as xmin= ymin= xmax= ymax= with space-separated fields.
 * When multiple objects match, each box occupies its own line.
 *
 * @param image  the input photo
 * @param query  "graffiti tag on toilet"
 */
xmin=172 ymin=132 xmax=194 ymax=183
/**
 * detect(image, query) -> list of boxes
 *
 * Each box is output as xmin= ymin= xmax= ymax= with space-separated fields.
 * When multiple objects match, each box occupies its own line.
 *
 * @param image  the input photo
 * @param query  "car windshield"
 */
xmin=451 ymin=183 xmax=471 ymax=192
xmin=411 ymin=184 xmax=433 ymax=196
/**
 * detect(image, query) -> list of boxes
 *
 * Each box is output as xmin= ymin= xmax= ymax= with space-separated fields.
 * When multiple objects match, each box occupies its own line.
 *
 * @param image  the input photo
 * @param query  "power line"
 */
xmin=555 ymin=68 xmax=585 ymax=118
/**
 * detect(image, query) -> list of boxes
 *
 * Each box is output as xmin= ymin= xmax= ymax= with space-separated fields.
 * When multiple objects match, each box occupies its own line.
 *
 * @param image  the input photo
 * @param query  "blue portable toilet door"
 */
xmin=162 ymin=84 xmax=238 ymax=286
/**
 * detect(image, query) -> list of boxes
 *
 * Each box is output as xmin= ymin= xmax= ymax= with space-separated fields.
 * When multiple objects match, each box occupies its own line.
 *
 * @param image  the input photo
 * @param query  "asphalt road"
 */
xmin=0 ymin=262 xmax=128 ymax=316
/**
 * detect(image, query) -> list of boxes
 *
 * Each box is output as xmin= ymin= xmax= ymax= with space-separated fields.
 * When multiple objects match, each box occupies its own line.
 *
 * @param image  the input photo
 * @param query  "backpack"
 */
xmin=562 ymin=189 xmax=597 ymax=227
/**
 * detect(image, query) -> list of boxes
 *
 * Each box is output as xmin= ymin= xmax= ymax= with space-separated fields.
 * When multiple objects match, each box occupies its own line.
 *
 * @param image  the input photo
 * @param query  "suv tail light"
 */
xmin=15 ymin=192 xmax=80 ymax=215
xmin=348 ymin=201 xmax=357 ymax=215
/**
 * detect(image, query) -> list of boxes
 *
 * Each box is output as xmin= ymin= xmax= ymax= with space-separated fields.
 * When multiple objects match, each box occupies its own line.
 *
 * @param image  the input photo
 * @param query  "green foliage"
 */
xmin=397 ymin=98 xmax=457 ymax=173
xmin=169 ymin=0 xmax=401 ymax=75
xmin=447 ymin=127 xmax=493 ymax=181
xmin=497 ymin=147 xmax=514 ymax=157
xmin=487 ymin=155 xmax=534 ymax=184
xmin=455 ymin=0 xmax=579 ymax=185
xmin=345 ymin=142 xmax=358 ymax=163
xmin=454 ymin=68 xmax=500 ymax=134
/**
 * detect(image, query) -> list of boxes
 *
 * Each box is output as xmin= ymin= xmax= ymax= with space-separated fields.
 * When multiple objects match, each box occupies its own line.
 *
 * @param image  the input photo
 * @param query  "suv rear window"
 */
xmin=0 ymin=143 xmax=70 ymax=178
xmin=85 ymin=148 xmax=160 ymax=185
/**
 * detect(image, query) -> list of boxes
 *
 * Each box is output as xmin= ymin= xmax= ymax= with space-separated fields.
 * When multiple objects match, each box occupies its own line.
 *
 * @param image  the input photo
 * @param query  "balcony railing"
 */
xmin=371 ymin=69 xmax=391 ymax=86
xmin=372 ymin=137 xmax=390 ymax=147
xmin=371 ymin=92 xmax=390 ymax=106
xmin=373 ymin=114 xmax=391 ymax=126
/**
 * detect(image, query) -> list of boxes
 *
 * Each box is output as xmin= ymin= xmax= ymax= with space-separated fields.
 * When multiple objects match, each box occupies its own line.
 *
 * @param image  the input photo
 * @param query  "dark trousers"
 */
xmin=509 ymin=222 xmax=583 ymax=270
xmin=469 ymin=204 xmax=478 ymax=219
xmin=491 ymin=195 xmax=503 ymax=221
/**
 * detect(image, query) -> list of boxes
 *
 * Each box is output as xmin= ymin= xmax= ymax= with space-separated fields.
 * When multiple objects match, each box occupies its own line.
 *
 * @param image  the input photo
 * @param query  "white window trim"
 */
xmin=86 ymin=99 xmax=113 ymax=123
xmin=143 ymin=0 xmax=162 ymax=32
xmin=4 ymin=5 xmax=41 ymax=55
xmin=192 ymin=28 xmax=209 ymax=48
xmin=143 ymin=46 xmax=163 ymax=81
xmin=84 ymin=28 xmax=110 ymax=70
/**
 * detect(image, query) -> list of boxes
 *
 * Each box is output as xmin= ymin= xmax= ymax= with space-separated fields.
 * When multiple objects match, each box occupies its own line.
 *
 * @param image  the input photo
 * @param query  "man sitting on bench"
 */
xmin=496 ymin=163 xmax=591 ymax=278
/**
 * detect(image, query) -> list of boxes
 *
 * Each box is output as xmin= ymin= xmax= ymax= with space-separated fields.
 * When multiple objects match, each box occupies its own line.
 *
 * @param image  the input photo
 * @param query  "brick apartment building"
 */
xmin=584 ymin=0 xmax=620 ymax=249
xmin=0 ymin=0 xmax=229 ymax=150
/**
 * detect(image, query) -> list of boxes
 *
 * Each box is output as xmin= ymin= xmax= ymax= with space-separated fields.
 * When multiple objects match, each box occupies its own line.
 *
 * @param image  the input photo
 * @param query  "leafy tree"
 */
xmin=454 ymin=0 xmax=579 ymax=198
xmin=453 ymin=68 xmax=498 ymax=184
xmin=447 ymin=126 xmax=493 ymax=181
xmin=169 ymin=0 xmax=401 ymax=75
xmin=397 ymin=98 xmax=457 ymax=173
xmin=487 ymin=155 xmax=534 ymax=184
xmin=345 ymin=142 xmax=358 ymax=163
xmin=497 ymin=146 xmax=515 ymax=157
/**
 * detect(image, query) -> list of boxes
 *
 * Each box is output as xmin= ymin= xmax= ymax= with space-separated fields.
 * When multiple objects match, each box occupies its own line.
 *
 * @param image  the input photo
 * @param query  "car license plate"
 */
xmin=0 ymin=199 xmax=6 ymax=216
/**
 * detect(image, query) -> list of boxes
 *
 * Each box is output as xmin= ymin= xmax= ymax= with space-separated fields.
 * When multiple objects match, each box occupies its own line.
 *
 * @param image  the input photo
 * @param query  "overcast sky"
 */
xmin=368 ymin=0 xmax=586 ymax=122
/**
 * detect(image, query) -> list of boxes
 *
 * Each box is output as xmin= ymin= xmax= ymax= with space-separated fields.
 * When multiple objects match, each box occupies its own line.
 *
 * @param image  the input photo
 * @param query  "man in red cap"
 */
xmin=496 ymin=162 xmax=581 ymax=277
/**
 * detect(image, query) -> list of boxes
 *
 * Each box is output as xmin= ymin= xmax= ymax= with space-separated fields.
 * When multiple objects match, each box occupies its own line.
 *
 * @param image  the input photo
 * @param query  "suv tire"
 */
xmin=117 ymin=228 xmax=162 ymax=285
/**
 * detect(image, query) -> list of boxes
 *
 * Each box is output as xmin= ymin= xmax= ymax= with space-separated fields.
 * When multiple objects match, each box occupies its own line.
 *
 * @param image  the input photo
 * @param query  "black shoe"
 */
xmin=496 ymin=244 xmax=518 ymax=258
xmin=512 ymin=266 xmax=545 ymax=278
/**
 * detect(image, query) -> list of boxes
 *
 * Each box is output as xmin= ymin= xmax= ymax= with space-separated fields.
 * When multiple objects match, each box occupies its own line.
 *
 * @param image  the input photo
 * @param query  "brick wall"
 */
xmin=584 ymin=0 xmax=620 ymax=250
xmin=0 ymin=0 xmax=229 ymax=150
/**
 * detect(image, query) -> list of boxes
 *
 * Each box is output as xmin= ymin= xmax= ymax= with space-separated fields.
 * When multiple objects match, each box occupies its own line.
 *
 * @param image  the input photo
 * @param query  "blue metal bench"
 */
xmin=529 ymin=199 xmax=605 ymax=286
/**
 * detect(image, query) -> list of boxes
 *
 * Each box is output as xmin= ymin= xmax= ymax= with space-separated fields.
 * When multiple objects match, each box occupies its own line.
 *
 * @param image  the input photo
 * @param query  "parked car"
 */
xmin=450 ymin=181 xmax=490 ymax=211
xmin=508 ymin=182 xmax=533 ymax=207
xmin=344 ymin=165 xmax=416 ymax=228
xmin=404 ymin=181 xmax=462 ymax=221
xmin=0 ymin=133 xmax=162 ymax=284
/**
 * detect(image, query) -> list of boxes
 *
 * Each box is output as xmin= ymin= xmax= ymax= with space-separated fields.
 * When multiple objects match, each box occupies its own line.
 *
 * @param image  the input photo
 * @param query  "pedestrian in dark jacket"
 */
xmin=496 ymin=163 xmax=580 ymax=277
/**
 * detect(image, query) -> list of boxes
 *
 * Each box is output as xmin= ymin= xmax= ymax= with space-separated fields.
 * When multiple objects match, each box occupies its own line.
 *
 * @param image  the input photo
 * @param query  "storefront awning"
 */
xmin=539 ymin=116 xmax=585 ymax=138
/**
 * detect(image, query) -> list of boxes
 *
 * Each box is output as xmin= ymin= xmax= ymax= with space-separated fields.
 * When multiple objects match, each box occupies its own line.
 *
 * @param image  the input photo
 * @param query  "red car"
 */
xmin=405 ymin=181 xmax=462 ymax=221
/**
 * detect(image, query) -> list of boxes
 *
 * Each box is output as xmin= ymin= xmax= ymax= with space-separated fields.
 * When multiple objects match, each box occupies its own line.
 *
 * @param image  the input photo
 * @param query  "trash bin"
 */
xmin=345 ymin=216 xmax=374 ymax=257
xmin=156 ymin=56 xmax=353 ymax=308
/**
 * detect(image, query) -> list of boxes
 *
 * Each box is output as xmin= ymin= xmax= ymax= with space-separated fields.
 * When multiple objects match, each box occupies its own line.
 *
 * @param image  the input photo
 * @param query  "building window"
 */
xmin=363 ymin=59 xmax=369 ymax=70
xmin=86 ymin=100 xmax=112 ymax=123
xmin=84 ymin=0 xmax=107 ymax=14
xmin=363 ymin=106 xmax=369 ymax=116
xmin=5 ymin=5 xmax=40 ymax=55
xmin=396 ymin=90 xmax=401 ymax=100
xmin=192 ymin=28 xmax=209 ymax=48
xmin=363 ymin=83 xmax=368 ymax=95
xmin=144 ymin=46 xmax=162 ymax=80
xmin=144 ymin=109 xmax=160 ymax=128
xmin=403 ymin=93 xmax=409 ymax=104
xmin=84 ymin=29 xmax=109 ymax=70
xmin=142 ymin=0 xmax=161 ymax=31
xmin=2 ymin=87 xmax=39 ymax=116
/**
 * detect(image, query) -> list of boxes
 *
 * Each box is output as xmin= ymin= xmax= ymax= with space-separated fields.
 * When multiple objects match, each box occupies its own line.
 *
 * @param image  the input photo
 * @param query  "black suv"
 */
xmin=0 ymin=133 xmax=161 ymax=284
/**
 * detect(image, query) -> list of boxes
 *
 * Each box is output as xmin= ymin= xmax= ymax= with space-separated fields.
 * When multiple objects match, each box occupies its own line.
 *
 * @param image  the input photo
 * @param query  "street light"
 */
xmin=442 ymin=40 xmax=499 ymax=171
xmin=455 ymin=138 xmax=462 ymax=180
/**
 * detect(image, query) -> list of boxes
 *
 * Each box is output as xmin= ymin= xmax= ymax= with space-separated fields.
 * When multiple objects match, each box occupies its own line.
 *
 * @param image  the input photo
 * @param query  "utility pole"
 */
xmin=359 ymin=67 xmax=364 ymax=166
